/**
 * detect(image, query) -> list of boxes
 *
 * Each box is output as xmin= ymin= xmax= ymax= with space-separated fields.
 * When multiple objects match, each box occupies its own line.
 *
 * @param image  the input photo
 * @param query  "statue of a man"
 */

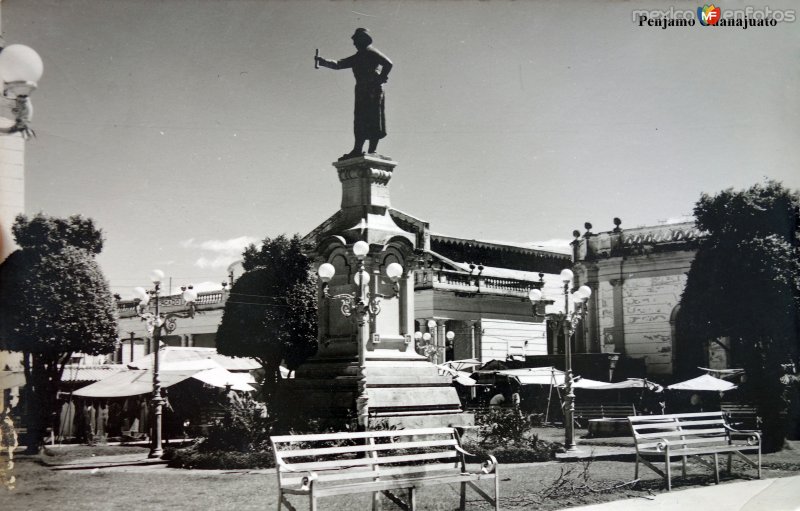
xmin=316 ymin=28 xmax=393 ymax=159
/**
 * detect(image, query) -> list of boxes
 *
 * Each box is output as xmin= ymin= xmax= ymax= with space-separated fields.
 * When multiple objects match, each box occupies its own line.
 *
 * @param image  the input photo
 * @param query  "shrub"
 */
xmin=475 ymin=407 xmax=530 ymax=446
xmin=201 ymin=394 xmax=274 ymax=453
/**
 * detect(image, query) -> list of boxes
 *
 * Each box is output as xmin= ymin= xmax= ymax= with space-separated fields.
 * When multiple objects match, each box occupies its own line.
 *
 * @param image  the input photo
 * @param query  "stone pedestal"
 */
xmin=283 ymin=155 xmax=472 ymax=429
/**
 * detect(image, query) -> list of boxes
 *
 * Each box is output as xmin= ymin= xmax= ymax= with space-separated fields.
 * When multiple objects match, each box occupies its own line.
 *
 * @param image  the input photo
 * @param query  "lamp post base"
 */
xmin=148 ymin=447 xmax=163 ymax=459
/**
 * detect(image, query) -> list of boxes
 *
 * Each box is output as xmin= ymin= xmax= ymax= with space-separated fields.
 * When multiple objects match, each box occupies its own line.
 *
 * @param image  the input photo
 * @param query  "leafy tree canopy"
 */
xmin=12 ymin=213 xmax=104 ymax=254
xmin=677 ymin=180 xmax=800 ymax=354
xmin=0 ymin=213 xmax=117 ymax=450
xmin=216 ymin=234 xmax=317 ymax=395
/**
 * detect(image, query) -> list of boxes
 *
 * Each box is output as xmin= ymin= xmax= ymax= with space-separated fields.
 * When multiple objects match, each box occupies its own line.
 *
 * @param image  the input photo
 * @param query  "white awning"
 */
xmin=667 ymin=374 xmax=737 ymax=392
xmin=0 ymin=370 xmax=25 ymax=390
xmin=73 ymin=361 xmax=255 ymax=398
xmin=496 ymin=367 xmax=565 ymax=385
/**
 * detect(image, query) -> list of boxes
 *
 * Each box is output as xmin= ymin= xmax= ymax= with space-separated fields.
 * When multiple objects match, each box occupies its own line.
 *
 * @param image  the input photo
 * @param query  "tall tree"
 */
xmin=676 ymin=181 xmax=800 ymax=451
xmin=0 ymin=214 xmax=118 ymax=451
xmin=216 ymin=234 xmax=317 ymax=400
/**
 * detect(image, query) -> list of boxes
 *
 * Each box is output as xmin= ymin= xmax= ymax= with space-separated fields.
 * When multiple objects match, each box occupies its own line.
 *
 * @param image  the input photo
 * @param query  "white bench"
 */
xmin=628 ymin=411 xmax=761 ymax=491
xmin=271 ymin=427 xmax=500 ymax=511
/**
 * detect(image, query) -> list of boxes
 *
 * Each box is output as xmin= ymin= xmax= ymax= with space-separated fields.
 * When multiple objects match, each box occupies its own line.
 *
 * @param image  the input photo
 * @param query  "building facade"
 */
xmin=572 ymin=220 xmax=704 ymax=377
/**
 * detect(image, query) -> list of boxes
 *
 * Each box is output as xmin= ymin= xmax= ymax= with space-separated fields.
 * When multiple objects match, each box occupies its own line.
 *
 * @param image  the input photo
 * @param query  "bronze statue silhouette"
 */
xmin=315 ymin=28 xmax=393 ymax=159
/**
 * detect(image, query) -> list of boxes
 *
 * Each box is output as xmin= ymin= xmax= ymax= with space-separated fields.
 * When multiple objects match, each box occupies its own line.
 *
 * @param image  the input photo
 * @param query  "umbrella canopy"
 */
xmin=667 ymin=374 xmax=737 ymax=392
xmin=496 ymin=367 xmax=565 ymax=385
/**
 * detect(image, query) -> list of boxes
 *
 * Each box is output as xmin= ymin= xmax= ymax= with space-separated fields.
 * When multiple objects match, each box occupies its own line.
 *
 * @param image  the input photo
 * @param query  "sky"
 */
xmin=3 ymin=0 xmax=798 ymax=297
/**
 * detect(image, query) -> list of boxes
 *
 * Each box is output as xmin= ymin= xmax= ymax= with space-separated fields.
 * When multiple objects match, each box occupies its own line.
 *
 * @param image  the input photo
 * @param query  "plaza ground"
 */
xmin=3 ymin=430 xmax=800 ymax=510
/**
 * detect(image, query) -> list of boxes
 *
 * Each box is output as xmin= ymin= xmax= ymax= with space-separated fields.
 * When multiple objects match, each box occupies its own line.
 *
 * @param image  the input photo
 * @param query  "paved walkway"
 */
xmin=565 ymin=475 xmax=800 ymax=511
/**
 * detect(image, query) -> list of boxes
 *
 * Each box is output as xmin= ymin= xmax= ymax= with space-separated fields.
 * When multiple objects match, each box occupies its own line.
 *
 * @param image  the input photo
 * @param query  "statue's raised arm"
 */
xmin=315 ymin=28 xmax=392 ymax=159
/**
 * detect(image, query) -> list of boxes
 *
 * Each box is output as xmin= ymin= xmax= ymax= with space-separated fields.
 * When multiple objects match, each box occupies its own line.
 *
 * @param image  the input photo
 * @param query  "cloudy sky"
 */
xmin=3 ymin=0 xmax=798 ymax=296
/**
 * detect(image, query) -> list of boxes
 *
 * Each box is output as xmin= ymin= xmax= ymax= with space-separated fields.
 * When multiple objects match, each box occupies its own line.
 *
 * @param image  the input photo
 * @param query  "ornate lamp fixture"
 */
xmin=529 ymin=268 xmax=592 ymax=453
xmin=317 ymin=240 xmax=405 ymax=428
xmin=131 ymin=269 xmax=199 ymax=458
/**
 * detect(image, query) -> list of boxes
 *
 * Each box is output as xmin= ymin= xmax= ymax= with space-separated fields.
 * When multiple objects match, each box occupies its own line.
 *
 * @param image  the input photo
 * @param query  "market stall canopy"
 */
xmin=127 ymin=347 xmax=260 ymax=372
xmin=73 ymin=360 xmax=254 ymax=398
xmin=667 ymin=374 xmax=737 ymax=392
xmin=440 ymin=359 xmax=482 ymax=372
xmin=436 ymin=365 xmax=476 ymax=386
xmin=571 ymin=378 xmax=664 ymax=392
xmin=496 ymin=367 xmax=565 ymax=385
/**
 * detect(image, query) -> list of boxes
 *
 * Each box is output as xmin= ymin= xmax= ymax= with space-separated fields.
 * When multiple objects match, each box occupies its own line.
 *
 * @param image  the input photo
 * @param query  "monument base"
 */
xmin=280 ymin=351 xmax=474 ymax=430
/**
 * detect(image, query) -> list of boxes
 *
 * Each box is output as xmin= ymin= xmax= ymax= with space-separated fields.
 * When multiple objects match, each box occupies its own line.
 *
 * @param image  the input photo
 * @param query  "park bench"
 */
xmin=720 ymin=402 xmax=761 ymax=430
xmin=271 ymin=427 xmax=499 ymax=511
xmin=574 ymin=403 xmax=636 ymax=426
xmin=628 ymin=411 xmax=761 ymax=491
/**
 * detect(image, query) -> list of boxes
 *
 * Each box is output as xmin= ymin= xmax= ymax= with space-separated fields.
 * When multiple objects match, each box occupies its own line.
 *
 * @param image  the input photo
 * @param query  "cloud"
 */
xmin=180 ymin=235 xmax=259 ymax=269
xmin=188 ymin=281 xmax=225 ymax=293
xmin=181 ymin=236 xmax=258 ymax=253
xmin=194 ymin=255 xmax=242 ymax=270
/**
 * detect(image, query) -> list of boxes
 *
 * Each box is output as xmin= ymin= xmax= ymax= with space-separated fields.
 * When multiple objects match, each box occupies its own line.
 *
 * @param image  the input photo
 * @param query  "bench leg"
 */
xmin=634 ymin=455 xmax=639 ymax=480
xmin=371 ymin=491 xmax=380 ymax=511
xmin=459 ymin=482 xmax=466 ymax=510
xmin=277 ymin=491 xmax=282 ymax=511
xmin=495 ymin=473 xmax=500 ymax=511
xmin=681 ymin=456 xmax=687 ymax=478
xmin=409 ymin=487 xmax=416 ymax=511
xmin=713 ymin=454 xmax=720 ymax=484
xmin=309 ymin=495 xmax=317 ymax=511
xmin=665 ymin=452 xmax=672 ymax=491
xmin=757 ymin=448 xmax=762 ymax=479
xmin=727 ymin=453 xmax=732 ymax=475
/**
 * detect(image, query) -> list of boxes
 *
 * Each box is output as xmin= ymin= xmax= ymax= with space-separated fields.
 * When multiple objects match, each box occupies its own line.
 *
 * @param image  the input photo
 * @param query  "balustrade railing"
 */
xmin=116 ymin=289 xmax=227 ymax=317
xmin=414 ymin=269 xmax=538 ymax=297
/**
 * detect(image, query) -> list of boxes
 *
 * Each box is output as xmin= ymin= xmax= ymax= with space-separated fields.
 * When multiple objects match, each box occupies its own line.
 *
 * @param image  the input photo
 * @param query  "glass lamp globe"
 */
xmin=133 ymin=286 xmax=149 ymax=302
xmin=182 ymin=287 xmax=198 ymax=303
xmin=414 ymin=331 xmax=423 ymax=340
xmin=385 ymin=262 xmax=403 ymax=282
xmin=560 ymin=269 xmax=574 ymax=282
xmin=528 ymin=288 xmax=543 ymax=303
xmin=0 ymin=44 xmax=43 ymax=96
xmin=422 ymin=332 xmax=432 ymax=342
xmin=446 ymin=331 xmax=455 ymax=341
xmin=317 ymin=263 xmax=335 ymax=283
xmin=352 ymin=241 xmax=370 ymax=259
xmin=149 ymin=269 xmax=165 ymax=284
xmin=577 ymin=285 xmax=592 ymax=300
xmin=355 ymin=270 xmax=370 ymax=286
xmin=426 ymin=319 xmax=437 ymax=330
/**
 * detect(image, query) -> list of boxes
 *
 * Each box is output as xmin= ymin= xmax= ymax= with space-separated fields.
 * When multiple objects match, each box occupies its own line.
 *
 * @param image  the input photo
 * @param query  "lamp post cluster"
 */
xmin=317 ymin=241 xmax=404 ymax=429
xmin=132 ymin=269 xmax=199 ymax=458
xmin=414 ymin=320 xmax=454 ymax=364
xmin=528 ymin=268 xmax=592 ymax=453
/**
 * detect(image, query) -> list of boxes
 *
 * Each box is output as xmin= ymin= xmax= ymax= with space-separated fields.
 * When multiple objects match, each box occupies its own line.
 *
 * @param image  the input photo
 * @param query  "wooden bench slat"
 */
xmin=278 ymin=439 xmax=458 ymax=459
xmin=631 ymin=419 xmax=726 ymax=431
xmin=630 ymin=411 xmax=724 ymax=421
xmin=300 ymin=472 xmax=497 ymax=498
xmin=271 ymin=427 xmax=454 ymax=443
xmin=635 ymin=428 xmax=727 ymax=439
xmin=283 ymin=450 xmax=458 ymax=472
xmin=280 ymin=463 xmax=460 ymax=487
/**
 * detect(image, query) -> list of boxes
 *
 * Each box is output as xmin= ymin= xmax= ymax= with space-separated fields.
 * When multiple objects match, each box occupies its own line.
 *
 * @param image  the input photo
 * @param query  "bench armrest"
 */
xmin=724 ymin=425 xmax=761 ymax=445
xmin=455 ymin=445 xmax=498 ymax=474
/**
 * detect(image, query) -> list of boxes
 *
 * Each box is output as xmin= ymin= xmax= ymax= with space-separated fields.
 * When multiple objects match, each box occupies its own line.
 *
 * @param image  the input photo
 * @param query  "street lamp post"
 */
xmin=529 ymin=269 xmax=592 ymax=453
xmin=132 ymin=270 xmax=199 ymax=458
xmin=317 ymin=241 xmax=404 ymax=429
